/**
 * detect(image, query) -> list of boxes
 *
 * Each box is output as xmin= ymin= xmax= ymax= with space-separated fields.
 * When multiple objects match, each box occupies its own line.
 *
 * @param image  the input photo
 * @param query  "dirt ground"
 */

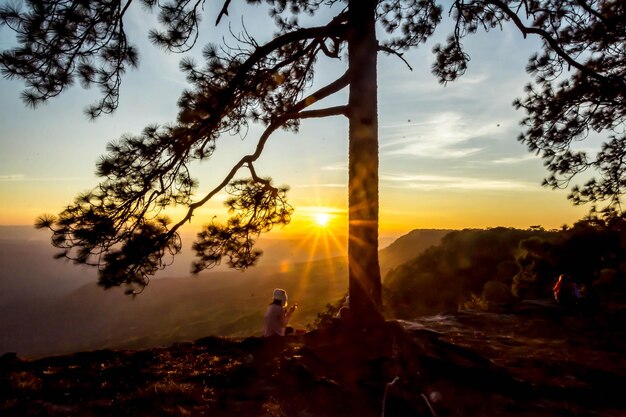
xmin=2 ymin=300 xmax=625 ymax=417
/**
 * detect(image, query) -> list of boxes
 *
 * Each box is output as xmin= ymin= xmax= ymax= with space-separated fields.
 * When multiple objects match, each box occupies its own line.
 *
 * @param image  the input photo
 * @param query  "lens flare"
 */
xmin=314 ymin=212 xmax=331 ymax=227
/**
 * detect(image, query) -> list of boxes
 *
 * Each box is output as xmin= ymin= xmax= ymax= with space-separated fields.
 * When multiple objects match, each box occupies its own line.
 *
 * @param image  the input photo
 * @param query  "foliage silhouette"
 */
xmin=513 ymin=212 xmax=626 ymax=300
xmin=1 ymin=1 xmax=623 ymax=321
xmin=384 ymin=227 xmax=549 ymax=318
xmin=385 ymin=218 xmax=626 ymax=318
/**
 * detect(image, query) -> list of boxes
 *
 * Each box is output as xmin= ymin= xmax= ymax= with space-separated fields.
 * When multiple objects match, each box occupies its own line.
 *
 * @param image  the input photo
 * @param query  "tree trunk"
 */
xmin=347 ymin=0 xmax=383 ymax=325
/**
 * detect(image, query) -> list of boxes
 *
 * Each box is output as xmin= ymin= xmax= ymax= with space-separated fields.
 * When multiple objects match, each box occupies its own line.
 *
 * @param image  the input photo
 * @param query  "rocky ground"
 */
xmin=1 ymin=300 xmax=625 ymax=417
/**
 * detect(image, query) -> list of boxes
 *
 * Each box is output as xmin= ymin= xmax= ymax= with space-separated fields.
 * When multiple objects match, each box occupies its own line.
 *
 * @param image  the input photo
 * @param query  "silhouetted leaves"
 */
xmin=35 ymin=190 xmax=182 ymax=292
xmin=385 ymin=228 xmax=547 ymax=318
xmin=192 ymin=178 xmax=293 ymax=272
xmin=513 ymin=212 xmax=626 ymax=299
xmin=0 ymin=0 xmax=140 ymax=117
xmin=385 ymin=217 xmax=626 ymax=318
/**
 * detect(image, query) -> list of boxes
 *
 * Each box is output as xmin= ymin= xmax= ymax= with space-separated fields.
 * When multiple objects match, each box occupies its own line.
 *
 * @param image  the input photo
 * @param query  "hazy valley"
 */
xmin=0 ymin=226 xmax=448 ymax=358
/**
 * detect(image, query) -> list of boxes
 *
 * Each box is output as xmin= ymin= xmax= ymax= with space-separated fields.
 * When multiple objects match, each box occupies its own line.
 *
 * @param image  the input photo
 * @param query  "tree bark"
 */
xmin=347 ymin=0 xmax=383 ymax=324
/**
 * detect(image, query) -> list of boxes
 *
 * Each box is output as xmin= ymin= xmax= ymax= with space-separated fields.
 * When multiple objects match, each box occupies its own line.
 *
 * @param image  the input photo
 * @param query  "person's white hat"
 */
xmin=273 ymin=288 xmax=288 ymax=306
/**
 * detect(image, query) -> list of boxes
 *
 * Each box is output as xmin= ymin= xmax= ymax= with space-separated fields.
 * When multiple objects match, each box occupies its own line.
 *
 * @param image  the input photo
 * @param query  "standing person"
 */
xmin=263 ymin=288 xmax=298 ymax=337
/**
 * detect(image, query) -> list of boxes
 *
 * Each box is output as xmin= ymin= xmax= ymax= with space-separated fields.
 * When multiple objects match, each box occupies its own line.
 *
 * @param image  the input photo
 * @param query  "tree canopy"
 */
xmin=384 ymin=217 xmax=626 ymax=318
xmin=384 ymin=227 xmax=552 ymax=317
xmin=1 ymin=0 xmax=624 ymax=319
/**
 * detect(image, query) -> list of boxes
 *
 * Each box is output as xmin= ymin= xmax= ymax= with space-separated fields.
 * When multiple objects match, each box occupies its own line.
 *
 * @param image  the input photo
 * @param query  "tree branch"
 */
xmin=377 ymin=44 xmax=413 ymax=71
xmin=195 ymin=20 xmax=348 ymax=138
xmin=280 ymin=70 xmax=349 ymax=116
xmin=320 ymin=38 xmax=341 ymax=58
xmin=284 ymin=106 xmax=347 ymax=120
xmin=169 ymin=74 xmax=349 ymax=235
xmin=573 ymin=0 xmax=607 ymax=24
xmin=485 ymin=0 xmax=608 ymax=84
xmin=216 ymin=0 xmax=232 ymax=25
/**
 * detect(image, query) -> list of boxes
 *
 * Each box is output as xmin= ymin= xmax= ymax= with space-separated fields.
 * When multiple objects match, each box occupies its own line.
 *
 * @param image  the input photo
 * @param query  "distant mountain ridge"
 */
xmin=379 ymin=229 xmax=451 ymax=278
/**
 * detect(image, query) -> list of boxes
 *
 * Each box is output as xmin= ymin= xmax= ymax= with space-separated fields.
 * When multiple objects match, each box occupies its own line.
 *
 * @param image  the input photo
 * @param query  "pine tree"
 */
xmin=1 ymin=0 xmax=623 ymax=323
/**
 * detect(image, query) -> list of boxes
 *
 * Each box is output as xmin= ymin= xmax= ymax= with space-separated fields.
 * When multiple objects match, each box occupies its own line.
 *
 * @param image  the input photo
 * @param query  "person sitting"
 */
xmin=553 ymin=274 xmax=583 ymax=306
xmin=263 ymin=288 xmax=298 ymax=337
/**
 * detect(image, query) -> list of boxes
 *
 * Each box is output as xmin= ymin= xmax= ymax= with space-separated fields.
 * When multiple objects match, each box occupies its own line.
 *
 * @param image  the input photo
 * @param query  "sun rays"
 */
xmin=286 ymin=208 xmax=348 ymax=304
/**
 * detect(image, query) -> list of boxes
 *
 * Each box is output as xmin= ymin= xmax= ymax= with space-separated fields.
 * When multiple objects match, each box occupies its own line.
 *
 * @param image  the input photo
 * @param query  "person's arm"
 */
xmin=283 ymin=304 xmax=298 ymax=326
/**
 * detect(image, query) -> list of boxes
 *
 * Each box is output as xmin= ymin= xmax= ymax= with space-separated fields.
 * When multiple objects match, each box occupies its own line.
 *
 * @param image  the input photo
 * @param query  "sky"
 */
xmin=0 ymin=1 xmax=591 ymax=241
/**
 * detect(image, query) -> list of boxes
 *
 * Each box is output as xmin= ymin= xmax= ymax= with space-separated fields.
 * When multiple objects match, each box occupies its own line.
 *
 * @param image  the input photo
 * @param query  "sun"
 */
xmin=314 ymin=212 xmax=331 ymax=227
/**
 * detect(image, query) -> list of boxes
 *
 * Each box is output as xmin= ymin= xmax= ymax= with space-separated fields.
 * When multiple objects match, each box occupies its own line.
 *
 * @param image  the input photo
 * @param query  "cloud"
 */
xmin=454 ymin=74 xmax=488 ymax=85
xmin=381 ymin=173 xmax=536 ymax=191
xmin=0 ymin=174 xmax=26 ymax=181
xmin=492 ymin=154 xmax=540 ymax=164
xmin=321 ymin=163 xmax=347 ymax=171
xmin=381 ymin=112 xmax=503 ymax=158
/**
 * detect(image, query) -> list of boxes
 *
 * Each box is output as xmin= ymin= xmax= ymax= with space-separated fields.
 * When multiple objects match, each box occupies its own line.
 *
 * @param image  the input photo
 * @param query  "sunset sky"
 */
xmin=0 ymin=1 xmax=591 ymax=240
